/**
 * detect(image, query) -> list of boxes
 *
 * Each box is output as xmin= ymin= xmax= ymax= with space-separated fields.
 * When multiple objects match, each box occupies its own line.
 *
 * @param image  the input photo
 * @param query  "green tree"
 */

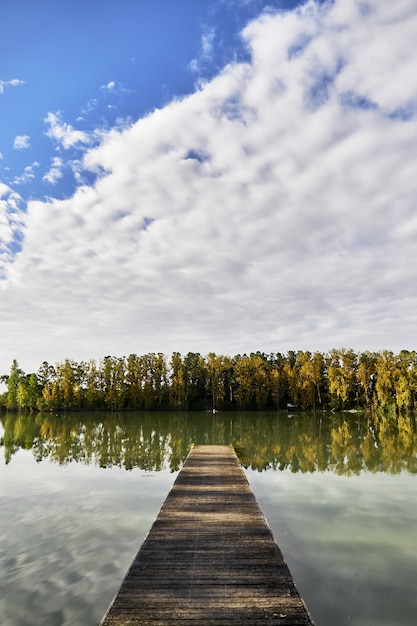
xmin=183 ymin=352 xmax=206 ymax=410
xmin=150 ymin=353 xmax=168 ymax=407
xmin=169 ymin=352 xmax=186 ymax=410
xmin=6 ymin=360 xmax=25 ymax=410
xmin=139 ymin=353 xmax=168 ymax=409
xmin=84 ymin=359 xmax=104 ymax=409
xmin=268 ymin=353 xmax=288 ymax=409
xmin=57 ymin=359 xmax=83 ymax=409
xmin=37 ymin=361 xmax=55 ymax=387
xmin=125 ymin=353 xmax=144 ymax=409
xmin=101 ymin=356 xmax=126 ymax=410
xmin=15 ymin=373 xmax=39 ymax=411
xmin=234 ymin=355 xmax=254 ymax=409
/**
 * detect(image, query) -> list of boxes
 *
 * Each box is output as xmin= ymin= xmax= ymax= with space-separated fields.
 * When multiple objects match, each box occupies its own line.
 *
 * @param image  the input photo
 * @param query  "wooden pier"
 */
xmin=100 ymin=444 xmax=314 ymax=625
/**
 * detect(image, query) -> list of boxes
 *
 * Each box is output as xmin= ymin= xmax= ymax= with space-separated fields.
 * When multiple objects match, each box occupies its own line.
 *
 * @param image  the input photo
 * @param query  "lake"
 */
xmin=1 ymin=410 xmax=416 ymax=626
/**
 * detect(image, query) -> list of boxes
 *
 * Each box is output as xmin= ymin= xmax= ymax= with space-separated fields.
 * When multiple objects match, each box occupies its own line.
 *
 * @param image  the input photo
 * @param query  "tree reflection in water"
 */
xmin=1 ymin=410 xmax=416 ymax=475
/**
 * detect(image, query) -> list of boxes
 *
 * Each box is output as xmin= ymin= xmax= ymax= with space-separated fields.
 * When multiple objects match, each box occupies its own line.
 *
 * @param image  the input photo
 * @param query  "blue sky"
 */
xmin=1 ymin=0 xmax=301 ymax=201
xmin=1 ymin=0 xmax=417 ymax=372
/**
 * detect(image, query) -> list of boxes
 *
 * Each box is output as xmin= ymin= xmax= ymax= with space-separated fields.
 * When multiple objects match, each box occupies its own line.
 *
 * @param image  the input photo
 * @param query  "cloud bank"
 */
xmin=1 ymin=0 xmax=417 ymax=371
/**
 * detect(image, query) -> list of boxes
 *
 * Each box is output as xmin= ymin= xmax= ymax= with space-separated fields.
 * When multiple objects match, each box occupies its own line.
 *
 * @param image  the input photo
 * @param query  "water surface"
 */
xmin=1 ymin=410 xmax=416 ymax=625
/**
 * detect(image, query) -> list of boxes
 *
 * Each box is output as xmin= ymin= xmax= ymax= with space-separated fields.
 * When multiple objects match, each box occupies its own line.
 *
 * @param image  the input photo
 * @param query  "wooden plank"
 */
xmin=100 ymin=445 xmax=314 ymax=625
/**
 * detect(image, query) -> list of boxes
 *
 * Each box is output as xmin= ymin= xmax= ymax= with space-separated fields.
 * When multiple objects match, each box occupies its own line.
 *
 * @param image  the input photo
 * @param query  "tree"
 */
xmin=37 ymin=361 xmax=55 ymax=388
xmin=269 ymin=353 xmax=288 ymax=409
xmin=6 ymin=360 xmax=25 ymax=410
xmin=374 ymin=351 xmax=399 ymax=412
xmin=125 ymin=354 xmax=144 ymax=409
xmin=327 ymin=349 xmax=358 ymax=409
xmin=101 ymin=356 xmax=126 ymax=410
xmin=56 ymin=359 xmax=82 ymax=410
xmin=183 ymin=352 xmax=206 ymax=410
xmin=205 ymin=353 xmax=229 ymax=410
xmin=234 ymin=353 xmax=271 ymax=409
xmin=234 ymin=355 xmax=255 ymax=409
xmin=294 ymin=351 xmax=317 ymax=409
xmin=169 ymin=352 xmax=186 ymax=410
xmin=394 ymin=350 xmax=417 ymax=412
xmin=84 ymin=359 xmax=104 ymax=409
xmin=140 ymin=353 xmax=168 ymax=409
xmin=15 ymin=373 xmax=39 ymax=411
xmin=357 ymin=351 xmax=378 ymax=407
xmin=150 ymin=353 xmax=168 ymax=407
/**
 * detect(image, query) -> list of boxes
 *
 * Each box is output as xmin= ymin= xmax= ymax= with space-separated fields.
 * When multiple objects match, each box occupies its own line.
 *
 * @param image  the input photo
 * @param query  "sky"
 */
xmin=1 ymin=0 xmax=417 ymax=374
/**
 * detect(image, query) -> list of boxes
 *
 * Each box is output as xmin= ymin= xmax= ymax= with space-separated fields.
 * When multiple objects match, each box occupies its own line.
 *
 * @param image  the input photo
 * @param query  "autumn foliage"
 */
xmin=1 ymin=349 xmax=416 ymax=414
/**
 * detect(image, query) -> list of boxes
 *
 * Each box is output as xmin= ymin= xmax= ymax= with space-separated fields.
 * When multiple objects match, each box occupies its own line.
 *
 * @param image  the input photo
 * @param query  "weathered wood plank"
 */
xmin=100 ymin=444 xmax=314 ymax=625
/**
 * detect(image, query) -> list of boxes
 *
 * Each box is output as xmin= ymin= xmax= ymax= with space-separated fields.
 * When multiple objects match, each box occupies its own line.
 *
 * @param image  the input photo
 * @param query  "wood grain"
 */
xmin=100 ymin=445 xmax=314 ymax=625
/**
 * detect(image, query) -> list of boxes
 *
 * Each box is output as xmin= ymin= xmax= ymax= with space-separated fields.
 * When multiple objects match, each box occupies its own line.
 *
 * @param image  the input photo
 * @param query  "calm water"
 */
xmin=1 ymin=410 xmax=416 ymax=626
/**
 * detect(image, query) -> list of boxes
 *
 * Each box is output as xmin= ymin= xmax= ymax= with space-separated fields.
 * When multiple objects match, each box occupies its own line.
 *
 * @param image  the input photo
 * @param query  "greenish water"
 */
xmin=1 ymin=410 xmax=416 ymax=625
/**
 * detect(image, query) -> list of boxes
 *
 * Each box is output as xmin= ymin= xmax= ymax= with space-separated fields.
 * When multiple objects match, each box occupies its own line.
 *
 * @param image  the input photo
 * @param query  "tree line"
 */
xmin=1 ymin=348 xmax=416 ymax=413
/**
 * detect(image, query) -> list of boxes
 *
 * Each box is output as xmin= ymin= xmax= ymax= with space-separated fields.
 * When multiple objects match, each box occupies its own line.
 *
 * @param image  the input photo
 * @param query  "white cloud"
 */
xmin=12 ymin=162 xmax=39 ymax=185
xmin=42 ymin=157 xmax=64 ymax=185
xmin=77 ymin=98 xmax=99 ymax=120
xmin=0 ymin=184 xmax=25 ymax=279
xmin=13 ymin=135 xmax=31 ymax=150
xmin=0 ymin=78 xmax=25 ymax=94
xmin=189 ymin=26 xmax=216 ymax=73
xmin=201 ymin=28 xmax=215 ymax=57
xmin=44 ymin=112 xmax=94 ymax=149
xmin=101 ymin=81 xmax=116 ymax=92
xmin=1 ymin=0 xmax=417 ymax=370
xmin=99 ymin=80 xmax=130 ymax=97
